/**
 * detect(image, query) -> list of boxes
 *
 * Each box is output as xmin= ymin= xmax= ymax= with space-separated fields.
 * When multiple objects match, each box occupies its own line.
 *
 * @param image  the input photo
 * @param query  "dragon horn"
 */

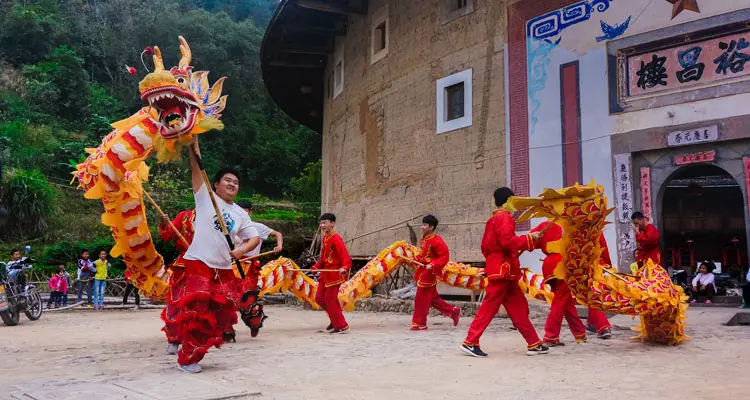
xmin=153 ymin=46 xmax=164 ymax=71
xmin=178 ymin=36 xmax=191 ymax=68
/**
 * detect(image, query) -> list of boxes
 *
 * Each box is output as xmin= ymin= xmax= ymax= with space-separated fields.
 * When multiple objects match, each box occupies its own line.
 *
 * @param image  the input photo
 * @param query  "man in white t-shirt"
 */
xmin=171 ymin=146 xmax=260 ymax=374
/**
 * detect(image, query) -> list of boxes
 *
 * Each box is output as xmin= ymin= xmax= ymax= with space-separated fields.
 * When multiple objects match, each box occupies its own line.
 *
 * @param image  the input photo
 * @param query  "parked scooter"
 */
xmin=0 ymin=246 xmax=43 ymax=326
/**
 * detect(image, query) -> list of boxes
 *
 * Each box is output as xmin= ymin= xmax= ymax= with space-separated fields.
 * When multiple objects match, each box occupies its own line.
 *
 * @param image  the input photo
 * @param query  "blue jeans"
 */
xmin=93 ymin=280 xmax=106 ymax=306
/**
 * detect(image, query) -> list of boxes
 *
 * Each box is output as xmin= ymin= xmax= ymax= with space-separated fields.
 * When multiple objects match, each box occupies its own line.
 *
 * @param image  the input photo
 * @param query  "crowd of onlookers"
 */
xmin=42 ymin=249 xmax=140 ymax=310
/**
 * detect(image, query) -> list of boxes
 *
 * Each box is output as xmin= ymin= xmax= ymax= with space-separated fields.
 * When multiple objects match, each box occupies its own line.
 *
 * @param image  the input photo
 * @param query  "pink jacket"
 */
xmin=49 ymin=275 xmax=68 ymax=294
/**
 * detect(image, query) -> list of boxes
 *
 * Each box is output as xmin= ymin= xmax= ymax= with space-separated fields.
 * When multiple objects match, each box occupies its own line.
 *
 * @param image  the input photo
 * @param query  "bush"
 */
xmin=0 ymin=168 xmax=57 ymax=240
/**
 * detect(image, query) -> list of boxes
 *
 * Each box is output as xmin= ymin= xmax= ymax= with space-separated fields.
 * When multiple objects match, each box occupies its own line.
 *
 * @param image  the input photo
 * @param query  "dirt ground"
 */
xmin=0 ymin=305 xmax=748 ymax=400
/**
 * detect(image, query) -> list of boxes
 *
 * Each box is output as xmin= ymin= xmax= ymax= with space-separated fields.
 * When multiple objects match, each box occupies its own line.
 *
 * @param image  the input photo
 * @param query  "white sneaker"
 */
xmin=177 ymin=363 xmax=202 ymax=373
xmin=166 ymin=343 xmax=179 ymax=355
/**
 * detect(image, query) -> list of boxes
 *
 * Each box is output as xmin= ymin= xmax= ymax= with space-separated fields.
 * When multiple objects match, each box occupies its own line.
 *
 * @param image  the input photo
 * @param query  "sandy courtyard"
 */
xmin=0 ymin=305 xmax=747 ymax=400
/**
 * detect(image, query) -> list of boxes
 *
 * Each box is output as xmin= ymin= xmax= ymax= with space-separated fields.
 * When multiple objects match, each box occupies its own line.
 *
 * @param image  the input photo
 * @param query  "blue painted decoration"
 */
xmin=525 ymin=0 xmax=616 ymax=135
xmin=527 ymin=0 xmax=615 ymax=41
xmin=596 ymin=16 xmax=631 ymax=42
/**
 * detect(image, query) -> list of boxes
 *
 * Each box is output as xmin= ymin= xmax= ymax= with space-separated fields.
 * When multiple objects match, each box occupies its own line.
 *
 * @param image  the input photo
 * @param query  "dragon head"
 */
xmin=138 ymin=36 xmax=227 ymax=160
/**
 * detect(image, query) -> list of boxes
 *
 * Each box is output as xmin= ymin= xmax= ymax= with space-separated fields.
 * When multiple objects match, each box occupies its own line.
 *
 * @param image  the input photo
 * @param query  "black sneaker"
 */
xmin=222 ymin=331 xmax=236 ymax=343
xmin=598 ymin=328 xmax=612 ymax=339
xmin=585 ymin=324 xmax=597 ymax=334
xmin=330 ymin=327 xmax=349 ymax=334
xmin=326 ymin=323 xmax=334 ymax=331
xmin=460 ymin=343 xmax=488 ymax=358
xmin=526 ymin=344 xmax=550 ymax=356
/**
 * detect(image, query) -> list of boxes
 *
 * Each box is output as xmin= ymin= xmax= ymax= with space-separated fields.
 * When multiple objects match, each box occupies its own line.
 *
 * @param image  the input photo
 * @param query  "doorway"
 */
xmin=660 ymin=164 xmax=746 ymax=276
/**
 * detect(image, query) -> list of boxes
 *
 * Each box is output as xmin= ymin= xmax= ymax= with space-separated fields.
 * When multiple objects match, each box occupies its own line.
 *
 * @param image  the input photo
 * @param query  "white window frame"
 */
xmin=370 ymin=5 xmax=389 ymax=64
xmin=333 ymin=43 xmax=344 ymax=99
xmin=436 ymin=69 xmax=472 ymax=134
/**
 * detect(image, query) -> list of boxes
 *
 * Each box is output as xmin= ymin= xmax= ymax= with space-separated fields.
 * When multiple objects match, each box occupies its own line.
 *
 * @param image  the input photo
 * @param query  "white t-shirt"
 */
xmin=184 ymin=184 xmax=258 ymax=270
xmin=245 ymin=222 xmax=274 ymax=257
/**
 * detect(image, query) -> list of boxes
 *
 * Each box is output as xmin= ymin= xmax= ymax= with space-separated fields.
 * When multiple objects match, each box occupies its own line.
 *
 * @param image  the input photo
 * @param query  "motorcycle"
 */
xmin=0 ymin=249 xmax=43 ymax=326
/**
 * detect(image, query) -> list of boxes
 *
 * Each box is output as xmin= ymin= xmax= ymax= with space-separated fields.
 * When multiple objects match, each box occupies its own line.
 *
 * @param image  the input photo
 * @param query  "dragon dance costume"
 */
xmin=411 ymin=233 xmax=460 ymax=330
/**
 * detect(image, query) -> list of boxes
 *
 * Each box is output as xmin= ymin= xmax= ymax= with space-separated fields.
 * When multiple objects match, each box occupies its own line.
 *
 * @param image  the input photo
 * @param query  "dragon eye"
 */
xmin=177 ymin=77 xmax=186 ymax=85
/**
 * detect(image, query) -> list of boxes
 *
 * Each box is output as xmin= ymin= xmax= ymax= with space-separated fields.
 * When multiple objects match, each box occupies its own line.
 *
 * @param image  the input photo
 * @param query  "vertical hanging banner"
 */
xmin=614 ymin=154 xmax=634 ymax=223
xmin=640 ymin=167 xmax=652 ymax=222
xmin=744 ymin=158 xmax=750 ymax=212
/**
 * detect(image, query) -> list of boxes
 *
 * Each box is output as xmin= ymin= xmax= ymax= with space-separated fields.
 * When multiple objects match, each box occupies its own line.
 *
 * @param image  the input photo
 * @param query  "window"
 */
xmin=436 ymin=69 xmax=472 ymax=134
xmin=445 ymin=83 xmax=465 ymax=121
xmin=333 ymin=43 xmax=344 ymax=98
xmin=370 ymin=5 xmax=389 ymax=64
xmin=442 ymin=0 xmax=473 ymax=23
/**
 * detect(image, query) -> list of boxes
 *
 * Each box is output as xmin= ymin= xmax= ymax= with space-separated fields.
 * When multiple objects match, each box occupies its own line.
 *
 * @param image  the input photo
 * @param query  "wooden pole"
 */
xmin=143 ymin=190 xmax=190 ymax=249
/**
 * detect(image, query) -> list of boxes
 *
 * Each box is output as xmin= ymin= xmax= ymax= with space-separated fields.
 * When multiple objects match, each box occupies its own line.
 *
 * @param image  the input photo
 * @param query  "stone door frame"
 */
xmin=610 ymin=115 xmax=750 ymax=271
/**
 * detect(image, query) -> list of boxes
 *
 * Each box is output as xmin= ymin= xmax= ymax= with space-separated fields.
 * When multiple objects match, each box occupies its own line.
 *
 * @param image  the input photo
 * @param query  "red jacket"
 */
xmin=635 ymin=224 xmax=661 ymax=265
xmin=414 ymin=233 xmax=450 ymax=288
xmin=158 ymin=210 xmax=195 ymax=253
xmin=599 ymin=234 xmax=612 ymax=266
xmin=480 ymin=209 xmax=534 ymax=281
xmin=312 ymin=231 xmax=352 ymax=287
xmin=530 ymin=221 xmax=563 ymax=281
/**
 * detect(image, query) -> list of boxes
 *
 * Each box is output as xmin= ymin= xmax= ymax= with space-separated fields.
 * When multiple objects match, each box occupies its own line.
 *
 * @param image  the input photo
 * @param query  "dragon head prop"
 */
xmin=137 ymin=36 xmax=227 ymax=161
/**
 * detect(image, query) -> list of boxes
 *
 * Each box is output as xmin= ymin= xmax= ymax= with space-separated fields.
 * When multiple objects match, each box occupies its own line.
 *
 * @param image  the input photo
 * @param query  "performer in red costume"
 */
xmin=585 ymin=234 xmax=613 ymax=339
xmin=158 ymin=209 xmax=196 ymax=355
xmin=311 ymin=213 xmax=352 ymax=334
xmin=631 ymin=211 xmax=661 ymax=266
xmin=410 ymin=215 xmax=460 ymax=331
xmin=461 ymin=187 xmax=548 ymax=358
xmin=170 ymin=146 xmax=260 ymax=373
xmin=530 ymin=221 xmax=587 ymax=346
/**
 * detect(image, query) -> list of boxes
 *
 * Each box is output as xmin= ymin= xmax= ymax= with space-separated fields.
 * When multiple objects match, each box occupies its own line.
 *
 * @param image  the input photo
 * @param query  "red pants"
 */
xmin=161 ymin=260 xmax=186 ymax=344
xmin=163 ymin=259 xmax=241 ymax=366
xmin=315 ymin=282 xmax=348 ymax=330
xmin=543 ymin=280 xmax=586 ymax=342
xmin=587 ymin=308 xmax=612 ymax=333
xmin=411 ymin=285 xmax=455 ymax=327
xmin=464 ymin=279 xmax=542 ymax=349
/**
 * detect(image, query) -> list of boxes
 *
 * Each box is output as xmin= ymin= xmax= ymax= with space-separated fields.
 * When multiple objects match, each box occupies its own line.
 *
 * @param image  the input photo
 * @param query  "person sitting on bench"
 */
xmin=691 ymin=261 xmax=716 ymax=304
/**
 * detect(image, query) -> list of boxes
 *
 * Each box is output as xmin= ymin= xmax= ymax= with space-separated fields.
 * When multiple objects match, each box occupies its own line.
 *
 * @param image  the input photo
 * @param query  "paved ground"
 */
xmin=0 ymin=304 xmax=748 ymax=400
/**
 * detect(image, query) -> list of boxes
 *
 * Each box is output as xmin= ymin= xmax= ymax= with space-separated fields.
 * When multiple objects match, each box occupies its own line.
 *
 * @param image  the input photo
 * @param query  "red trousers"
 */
xmin=587 ymin=308 xmax=612 ymax=333
xmin=161 ymin=261 xmax=186 ymax=344
xmin=543 ymin=280 xmax=587 ymax=342
xmin=315 ymin=282 xmax=348 ymax=330
xmin=464 ymin=279 xmax=542 ymax=348
xmin=163 ymin=259 xmax=241 ymax=366
xmin=411 ymin=285 xmax=455 ymax=327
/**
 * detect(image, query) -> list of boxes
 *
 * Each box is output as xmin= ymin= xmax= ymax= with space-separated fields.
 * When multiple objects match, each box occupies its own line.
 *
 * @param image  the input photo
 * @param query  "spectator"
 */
xmin=93 ymin=250 xmax=110 ymax=310
xmin=76 ymin=250 xmax=96 ymax=306
xmin=62 ymin=267 xmax=72 ymax=306
xmin=691 ymin=261 xmax=716 ymax=304
xmin=47 ymin=266 xmax=67 ymax=309
xmin=122 ymin=269 xmax=141 ymax=310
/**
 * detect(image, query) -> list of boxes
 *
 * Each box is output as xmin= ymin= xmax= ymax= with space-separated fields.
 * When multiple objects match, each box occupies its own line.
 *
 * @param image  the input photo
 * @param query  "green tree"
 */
xmin=23 ymin=46 xmax=90 ymax=121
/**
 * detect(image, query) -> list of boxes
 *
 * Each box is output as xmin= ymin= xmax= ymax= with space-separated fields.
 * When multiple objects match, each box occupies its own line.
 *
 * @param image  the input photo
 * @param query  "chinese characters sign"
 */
xmin=640 ymin=167 xmax=652 ymax=223
xmin=666 ymin=125 xmax=718 ymax=147
xmin=614 ymin=154 xmax=633 ymax=224
xmin=675 ymin=150 xmax=716 ymax=165
xmin=627 ymin=32 xmax=750 ymax=97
